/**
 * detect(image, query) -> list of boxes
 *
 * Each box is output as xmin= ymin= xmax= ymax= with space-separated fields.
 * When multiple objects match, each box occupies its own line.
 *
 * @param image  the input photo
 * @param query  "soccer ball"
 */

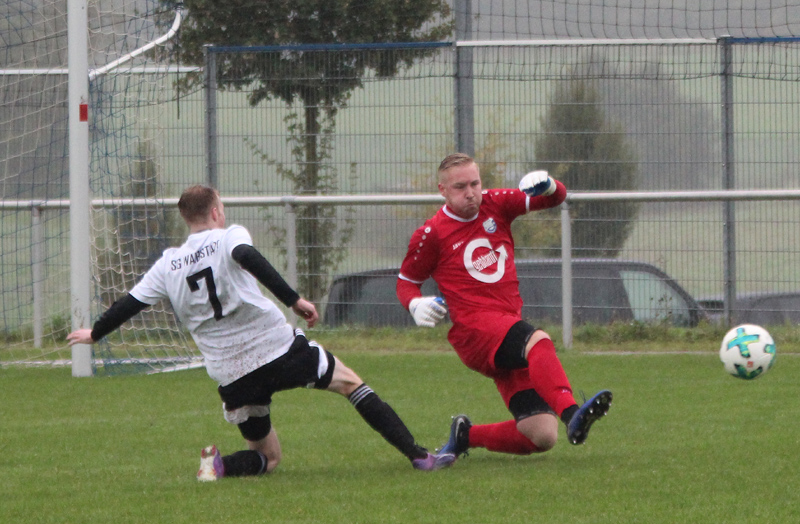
xmin=719 ymin=324 xmax=776 ymax=380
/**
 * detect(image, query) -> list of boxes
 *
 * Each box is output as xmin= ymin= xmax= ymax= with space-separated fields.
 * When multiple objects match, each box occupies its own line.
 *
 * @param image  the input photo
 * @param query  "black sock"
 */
xmin=560 ymin=404 xmax=579 ymax=426
xmin=348 ymin=383 xmax=428 ymax=460
xmin=221 ymin=450 xmax=268 ymax=477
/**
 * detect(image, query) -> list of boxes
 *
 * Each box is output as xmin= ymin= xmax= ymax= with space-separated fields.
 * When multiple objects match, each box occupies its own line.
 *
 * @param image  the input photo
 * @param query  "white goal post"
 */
xmin=68 ymin=2 xmax=184 ymax=377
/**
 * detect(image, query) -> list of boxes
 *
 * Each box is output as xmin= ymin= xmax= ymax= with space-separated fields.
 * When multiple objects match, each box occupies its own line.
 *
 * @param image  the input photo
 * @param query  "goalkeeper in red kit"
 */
xmin=397 ymin=153 xmax=612 ymax=460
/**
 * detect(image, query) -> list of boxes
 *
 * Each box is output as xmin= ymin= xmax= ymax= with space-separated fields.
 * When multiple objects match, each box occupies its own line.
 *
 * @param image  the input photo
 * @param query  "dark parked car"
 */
xmin=698 ymin=292 xmax=800 ymax=326
xmin=323 ymin=259 xmax=705 ymax=328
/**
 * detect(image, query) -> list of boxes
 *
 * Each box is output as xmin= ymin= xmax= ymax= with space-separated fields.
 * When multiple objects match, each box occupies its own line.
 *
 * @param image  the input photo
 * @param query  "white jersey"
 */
xmin=130 ymin=225 xmax=295 ymax=386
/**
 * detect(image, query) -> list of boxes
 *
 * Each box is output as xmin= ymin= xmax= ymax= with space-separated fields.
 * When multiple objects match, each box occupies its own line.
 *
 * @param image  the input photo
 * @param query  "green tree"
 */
xmin=161 ymin=0 xmax=452 ymax=299
xmin=530 ymin=79 xmax=639 ymax=258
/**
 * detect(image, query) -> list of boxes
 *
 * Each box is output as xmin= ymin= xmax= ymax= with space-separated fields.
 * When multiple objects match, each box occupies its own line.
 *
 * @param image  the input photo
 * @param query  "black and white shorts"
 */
xmin=216 ymin=330 xmax=336 ymax=441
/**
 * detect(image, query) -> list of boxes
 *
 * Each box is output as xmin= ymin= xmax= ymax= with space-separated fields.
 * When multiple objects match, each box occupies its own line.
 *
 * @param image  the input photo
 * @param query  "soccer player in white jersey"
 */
xmin=68 ymin=185 xmax=454 ymax=480
xmin=396 ymin=153 xmax=612 ymax=462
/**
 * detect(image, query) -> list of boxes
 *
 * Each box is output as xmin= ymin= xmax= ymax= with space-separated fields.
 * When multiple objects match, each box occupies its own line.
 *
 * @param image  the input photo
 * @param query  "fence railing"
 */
xmin=7 ymin=188 xmax=800 ymax=356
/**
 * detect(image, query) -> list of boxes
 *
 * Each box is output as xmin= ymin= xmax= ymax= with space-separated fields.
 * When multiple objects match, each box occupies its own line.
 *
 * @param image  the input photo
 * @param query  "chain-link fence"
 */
xmin=4 ymin=38 xmax=800 ymax=367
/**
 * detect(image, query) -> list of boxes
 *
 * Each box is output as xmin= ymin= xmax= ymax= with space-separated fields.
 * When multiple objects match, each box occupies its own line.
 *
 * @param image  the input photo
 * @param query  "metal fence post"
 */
xmin=204 ymin=45 xmax=218 ymax=188
xmin=32 ymin=205 xmax=43 ymax=348
xmin=454 ymin=0 xmax=474 ymax=156
xmin=284 ymin=199 xmax=298 ymax=326
xmin=720 ymin=36 xmax=736 ymax=327
xmin=561 ymin=200 xmax=573 ymax=349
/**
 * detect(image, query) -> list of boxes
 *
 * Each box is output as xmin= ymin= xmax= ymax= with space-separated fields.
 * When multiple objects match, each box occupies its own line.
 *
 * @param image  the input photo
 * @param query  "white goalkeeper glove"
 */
xmin=519 ymin=170 xmax=556 ymax=197
xmin=409 ymin=296 xmax=447 ymax=328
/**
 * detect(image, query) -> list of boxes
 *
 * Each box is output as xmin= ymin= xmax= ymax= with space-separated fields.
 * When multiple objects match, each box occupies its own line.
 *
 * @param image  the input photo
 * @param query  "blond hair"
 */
xmin=438 ymin=153 xmax=475 ymax=173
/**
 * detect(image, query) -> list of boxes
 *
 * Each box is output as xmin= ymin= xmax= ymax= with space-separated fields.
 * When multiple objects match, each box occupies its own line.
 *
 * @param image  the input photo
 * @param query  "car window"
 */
xmin=739 ymin=295 xmax=800 ymax=325
xmin=573 ymin=268 xmax=632 ymax=323
xmin=518 ymin=267 xmax=632 ymax=324
xmin=620 ymin=270 xmax=691 ymax=325
xmin=518 ymin=268 xmax=561 ymax=309
xmin=325 ymin=273 xmax=439 ymax=326
xmin=349 ymin=276 xmax=404 ymax=325
xmin=325 ymin=262 xmax=700 ymax=328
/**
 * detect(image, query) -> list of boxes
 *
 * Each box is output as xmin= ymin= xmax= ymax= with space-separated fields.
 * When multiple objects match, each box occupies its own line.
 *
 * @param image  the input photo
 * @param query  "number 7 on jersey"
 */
xmin=187 ymin=267 xmax=224 ymax=320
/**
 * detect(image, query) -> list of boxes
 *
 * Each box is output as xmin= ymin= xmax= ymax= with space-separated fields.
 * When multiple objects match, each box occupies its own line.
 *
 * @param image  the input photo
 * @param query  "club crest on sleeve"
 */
xmin=482 ymin=218 xmax=497 ymax=233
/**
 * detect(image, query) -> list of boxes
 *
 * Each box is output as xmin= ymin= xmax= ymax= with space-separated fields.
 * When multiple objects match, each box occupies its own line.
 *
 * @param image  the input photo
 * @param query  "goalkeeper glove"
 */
xmin=409 ymin=296 xmax=447 ymax=328
xmin=519 ymin=170 xmax=556 ymax=197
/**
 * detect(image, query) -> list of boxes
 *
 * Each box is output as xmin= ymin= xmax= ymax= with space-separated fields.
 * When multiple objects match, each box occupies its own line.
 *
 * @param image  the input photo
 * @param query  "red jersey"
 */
xmin=398 ymin=183 xmax=566 ymax=376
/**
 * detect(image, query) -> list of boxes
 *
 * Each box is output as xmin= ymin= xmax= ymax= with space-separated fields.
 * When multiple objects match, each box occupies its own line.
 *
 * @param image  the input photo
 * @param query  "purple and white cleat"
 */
xmin=411 ymin=452 xmax=456 ymax=471
xmin=197 ymin=445 xmax=225 ymax=481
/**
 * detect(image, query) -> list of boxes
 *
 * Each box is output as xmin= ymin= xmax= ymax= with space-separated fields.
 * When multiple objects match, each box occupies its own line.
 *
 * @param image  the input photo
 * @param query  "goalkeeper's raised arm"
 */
xmin=518 ymin=170 xmax=557 ymax=197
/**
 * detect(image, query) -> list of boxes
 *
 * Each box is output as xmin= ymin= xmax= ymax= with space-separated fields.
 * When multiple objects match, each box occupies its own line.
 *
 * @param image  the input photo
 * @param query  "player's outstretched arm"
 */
xmin=231 ymin=244 xmax=317 ymax=326
xmin=232 ymin=244 xmax=301 ymax=307
xmin=66 ymin=293 xmax=149 ymax=344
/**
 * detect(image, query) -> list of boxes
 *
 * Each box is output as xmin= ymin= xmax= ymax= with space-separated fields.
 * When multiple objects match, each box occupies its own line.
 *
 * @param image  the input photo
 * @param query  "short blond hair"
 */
xmin=438 ymin=153 xmax=475 ymax=173
xmin=178 ymin=185 xmax=219 ymax=224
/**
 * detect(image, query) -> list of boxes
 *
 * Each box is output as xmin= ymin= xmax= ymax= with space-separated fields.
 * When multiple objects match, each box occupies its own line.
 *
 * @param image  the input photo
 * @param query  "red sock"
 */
xmin=527 ymin=337 xmax=577 ymax=416
xmin=469 ymin=420 xmax=539 ymax=455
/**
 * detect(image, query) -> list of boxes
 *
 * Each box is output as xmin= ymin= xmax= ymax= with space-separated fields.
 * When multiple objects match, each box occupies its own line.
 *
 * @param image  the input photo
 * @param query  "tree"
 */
xmin=531 ymin=79 xmax=639 ymax=258
xmin=159 ymin=0 xmax=452 ymax=299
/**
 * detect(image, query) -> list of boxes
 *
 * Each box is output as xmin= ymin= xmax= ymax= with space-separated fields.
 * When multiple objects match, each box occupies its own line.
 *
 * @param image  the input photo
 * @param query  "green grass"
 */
xmin=312 ymin=321 xmax=800 ymax=354
xmin=2 ymin=348 xmax=799 ymax=524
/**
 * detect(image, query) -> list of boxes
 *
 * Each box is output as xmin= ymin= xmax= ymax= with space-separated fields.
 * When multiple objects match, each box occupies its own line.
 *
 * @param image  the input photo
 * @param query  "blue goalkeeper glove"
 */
xmin=519 ymin=170 xmax=556 ymax=197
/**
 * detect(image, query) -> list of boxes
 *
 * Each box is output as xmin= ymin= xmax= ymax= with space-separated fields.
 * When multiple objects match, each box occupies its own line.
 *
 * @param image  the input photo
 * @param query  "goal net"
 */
xmin=86 ymin=5 xmax=200 ymax=374
xmin=1 ymin=1 xmax=200 ymax=374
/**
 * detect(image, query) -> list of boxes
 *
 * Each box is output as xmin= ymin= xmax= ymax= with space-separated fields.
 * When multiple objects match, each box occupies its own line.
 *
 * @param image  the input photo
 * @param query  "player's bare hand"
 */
xmin=67 ymin=329 xmax=95 ymax=346
xmin=292 ymin=298 xmax=319 ymax=327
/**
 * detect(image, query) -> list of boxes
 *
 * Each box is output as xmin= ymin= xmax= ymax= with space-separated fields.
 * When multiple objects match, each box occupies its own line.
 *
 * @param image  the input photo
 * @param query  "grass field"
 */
xmin=2 ymin=345 xmax=798 ymax=524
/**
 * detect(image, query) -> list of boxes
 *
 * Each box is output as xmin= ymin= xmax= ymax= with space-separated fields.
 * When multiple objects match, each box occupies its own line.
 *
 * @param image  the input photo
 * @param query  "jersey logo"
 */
xmin=482 ymin=218 xmax=497 ymax=233
xmin=463 ymin=238 xmax=508 ymax=283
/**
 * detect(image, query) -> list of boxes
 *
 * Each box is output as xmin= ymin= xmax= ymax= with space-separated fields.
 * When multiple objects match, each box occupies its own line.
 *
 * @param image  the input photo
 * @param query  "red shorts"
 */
xmin=448 ymin=313 xmax=544 ymax=411
xmin=447 ymin=311 xmax=520 ymax=377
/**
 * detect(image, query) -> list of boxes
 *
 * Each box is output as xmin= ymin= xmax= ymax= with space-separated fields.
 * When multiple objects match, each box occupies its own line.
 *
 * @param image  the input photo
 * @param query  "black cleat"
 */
xmin=438 ymin=414 xmax=472 ymax=458
xmin=567 ymin=390 xmax=612 ymax=445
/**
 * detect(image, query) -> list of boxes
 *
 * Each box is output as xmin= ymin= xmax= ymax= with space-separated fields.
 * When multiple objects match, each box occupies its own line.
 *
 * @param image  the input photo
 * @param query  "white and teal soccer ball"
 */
xmin=719 ymin=324 xmax=776 ymax=380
